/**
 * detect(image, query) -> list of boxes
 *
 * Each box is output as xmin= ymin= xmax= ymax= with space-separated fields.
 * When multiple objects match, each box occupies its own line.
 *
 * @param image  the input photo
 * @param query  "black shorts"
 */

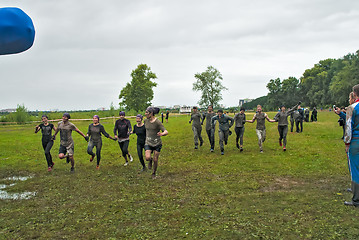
xmin=144 ymin=144 xmax=162 ymax=153
xmin=59 ymin=144 xmax=74 ymax=156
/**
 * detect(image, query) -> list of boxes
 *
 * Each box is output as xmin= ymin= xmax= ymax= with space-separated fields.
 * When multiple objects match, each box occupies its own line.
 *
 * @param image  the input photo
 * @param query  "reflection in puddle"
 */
xmin=0 ymin=176 xmax=37 ymax=200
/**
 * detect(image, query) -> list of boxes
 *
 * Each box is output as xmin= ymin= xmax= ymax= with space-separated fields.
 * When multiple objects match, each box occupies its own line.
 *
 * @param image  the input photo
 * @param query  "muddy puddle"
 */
xmin=0 ymin=176 xmax=36 ymax=200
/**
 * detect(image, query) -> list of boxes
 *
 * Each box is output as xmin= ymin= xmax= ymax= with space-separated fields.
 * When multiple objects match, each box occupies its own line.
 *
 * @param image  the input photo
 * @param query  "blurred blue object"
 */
xmin=0 ymin=7 xmax=35 ymax=55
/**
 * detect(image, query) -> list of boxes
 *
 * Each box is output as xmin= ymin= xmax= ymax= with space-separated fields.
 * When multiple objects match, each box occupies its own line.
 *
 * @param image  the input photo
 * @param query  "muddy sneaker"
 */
xmin=48 ymin=167 xmax=52 ymax=172
xmin=70 ymin=167 xmax=75 ymax=172
xmin=194 ymin=146 xmax=198 ymax=149
xmin=124 ymin=162 xmax=129 ymax=166
xmin=152 ymin=173 xmax=157 ymax=179
xmin=236 ymin=143 xmax=240 ymax=149
xmin=66 ymin=156 xmax=70 ymax=164
xmin=96 ymin=165 xmax=100 ymax=170
xmin=260 ymin=149 xmax=263 ymax=153
xmin=210 ymin=148 xmax=214 ymax=152
xmin=240 ymin=147 xmax=243 ymax=152
xmin=129 ymin=155 xmax=133 ymax=162
xmin=279 ymin=140 xmax=282 ymax=146
xmin=283 ymin=147 xmax=286 ymax=152
xmin=90 ymin=154 xmax=95 ymax=162
xmin=200 ymin=141 xmax=203 ymax=147
xmin=51 ymin=162 xmax=55 ymax=169
xmin=221 ymin=151 xmax=224 ymax=155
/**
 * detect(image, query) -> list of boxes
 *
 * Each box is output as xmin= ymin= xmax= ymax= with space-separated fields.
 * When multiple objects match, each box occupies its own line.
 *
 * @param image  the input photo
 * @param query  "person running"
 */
xmin=211 ymin=109 xmax=234 ymax=155
xmin=165 ymin=110 xmax=169 ymax=123
xmin=189 ymin=106 xmax=203 ymax=149
xmin=246 ymin=105 xmax=275 ymax=153
xmin=35 ymin=115 xmax=57 ymax=172
xmin=52 ymin=113 xmax=88 ymax=172
xmin=201 ymin=105 xmax=216 ymax=152
xmin=144 ymin=107 xmax=168 ymax=179
xmin=234 ymin=107 xmax=246 ymax=152
xmin=86 ymin=115 xmax=116 ymax=170
xmin=131 ymin=114 xmax=147 ymax=172
xmin=114 ymin=111 xmax=133 ymax=166
xmin=295 ymin=105 xmax=304 ymax=133
xmin=344 ymin=84 xmax=359 ymax=207
xmin=273 ymin=102 xmax=300 ymax=151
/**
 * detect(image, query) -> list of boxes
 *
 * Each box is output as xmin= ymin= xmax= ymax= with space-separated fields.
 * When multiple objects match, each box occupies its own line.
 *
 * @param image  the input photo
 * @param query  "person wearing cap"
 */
xmin=246 ymin=105 xmax=275 ymax=153
xmin=52 ymin=113 xmax=88 ymax=172
xmin=272 ymin=102 xmax=300 ymax=151
xmin=201 ymin=105 xmax=216 ymax=152
xmin=86 ymin=115 xmax=116 ymax=169
xmin=233 ymin=107 xmax=246 ymax=152
xmin=131 ymin=114 xmax=147 ymax=172
xmin=189 ymin=106 xmax=203 ymax=149
xmin=211 ymin=109 xmax=234 ymax=155
xmin=114 ymin=111 xmax=133 ymax=166
xmin=35 ymin=115 xmax=57 ymax=172
xmin=144 ymin=107 xmax=168 ymax=179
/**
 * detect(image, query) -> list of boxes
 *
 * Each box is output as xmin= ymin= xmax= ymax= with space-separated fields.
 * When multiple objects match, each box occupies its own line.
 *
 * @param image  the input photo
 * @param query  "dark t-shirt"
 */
xmin=38 ymin=123 xmax=54 ymax=141
xmin=254 ymin=112 xmax=267 ymax=130
xmin=58 ymin=121 xmax=77 ymax=146
xmin=234 ymin=113 xmax=246 ymax=128
xmin=114 ymin=119 xmax=132 ymax=139
xmin=190 ymin=112 xmax=202 ymax=129
xmin=88 ymin=123 xmax=110 ymax=142
xmin=133 ymin=124 xmax=146 ymax=145
xmin=202 ymin=112 xmax=216 ymax=131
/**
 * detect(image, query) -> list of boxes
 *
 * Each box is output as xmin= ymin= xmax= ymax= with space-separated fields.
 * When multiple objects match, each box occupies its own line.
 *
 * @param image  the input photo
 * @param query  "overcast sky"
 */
xmin=1 ymin=0 xmax=359 ymax=111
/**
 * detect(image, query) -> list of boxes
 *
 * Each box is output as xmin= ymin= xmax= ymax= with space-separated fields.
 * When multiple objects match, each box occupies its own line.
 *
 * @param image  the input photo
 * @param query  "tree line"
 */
xmin=244 ymin=50 xmax=359 ymax=110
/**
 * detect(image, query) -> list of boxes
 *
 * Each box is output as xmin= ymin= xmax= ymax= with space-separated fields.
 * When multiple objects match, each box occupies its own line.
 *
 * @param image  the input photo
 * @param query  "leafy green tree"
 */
xmin=192 ymin=66 xmax=228 ymax=107
xmin=266 ymin=77 xmax=300 ymax=110
xmin=14 ymin=104 xmax=30 ymax=124
xmin=300 ymin=59 xmax=334 ymax=107
xmin=330 ymin=51 xmax=359 ymax=107
xmin=119 ymin=64 xmax=157 ymax=112
xmin=266 ymin=78 xmax=283 ymax=109
xmin=281 ymin=77 xmax=301 ymax=107
xmin=242 ymin=96 xmax=268 ymax=110
xmin=109 ymin=102 xmax=116 ymax=116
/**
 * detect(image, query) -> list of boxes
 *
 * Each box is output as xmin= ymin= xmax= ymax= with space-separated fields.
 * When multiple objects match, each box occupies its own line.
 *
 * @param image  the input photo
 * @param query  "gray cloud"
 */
xmin=1 ymin=0 xmax=359 ymax=110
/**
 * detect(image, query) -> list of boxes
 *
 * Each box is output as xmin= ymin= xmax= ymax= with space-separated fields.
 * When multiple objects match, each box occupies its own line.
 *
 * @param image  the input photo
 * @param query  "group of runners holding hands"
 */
xmin=190 ymin=102 xmax=301 ymax=155
xmin=35 ymin=103 xmax=302 ymax=177
xmin=35 ymin=107 xmax=167 ymax=178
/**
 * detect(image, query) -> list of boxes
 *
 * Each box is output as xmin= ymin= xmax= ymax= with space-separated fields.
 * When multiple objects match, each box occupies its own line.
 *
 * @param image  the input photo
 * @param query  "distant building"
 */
xmin=173 ymin=105 xmax=181 ymax=109
xmin=239 ymin=99 xmax=253 ymax=107
xmin=156 ymin=106 xmax=167 ymax=110
xmin=0 ymin=108 xmax=16 ymax=113
xmin=179 ymin=106 xmax=191 ymax=114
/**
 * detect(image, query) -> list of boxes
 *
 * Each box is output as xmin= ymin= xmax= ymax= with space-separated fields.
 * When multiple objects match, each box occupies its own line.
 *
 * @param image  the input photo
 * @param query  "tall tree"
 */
xmin=266 ymin=77 xmax=300 ymax=110
xmin=330 ymin=51 xmax=359 ymax=107
xmin=192 ymin=66 xmax=228 ymax=107
xmin=300 ymin=59 xmax=334 ymax=107
xmin=119 ymin=64 xmax=157 ymax=112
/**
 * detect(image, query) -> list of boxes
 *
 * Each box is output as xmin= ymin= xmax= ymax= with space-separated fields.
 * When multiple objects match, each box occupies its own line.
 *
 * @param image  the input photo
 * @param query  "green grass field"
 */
xmin=0 ymin=112 xmax=358 ymax=239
